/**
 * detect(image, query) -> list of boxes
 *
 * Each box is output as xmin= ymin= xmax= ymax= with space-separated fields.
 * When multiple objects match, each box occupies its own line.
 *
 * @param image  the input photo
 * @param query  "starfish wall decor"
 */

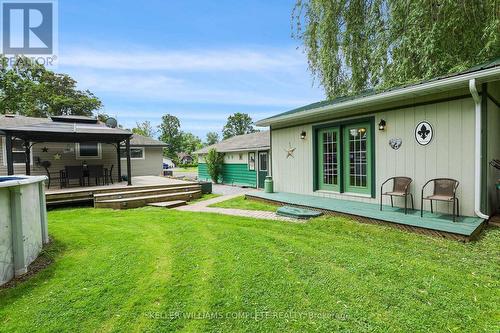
xmin=283 ymin=143 xmax=296 ymax=159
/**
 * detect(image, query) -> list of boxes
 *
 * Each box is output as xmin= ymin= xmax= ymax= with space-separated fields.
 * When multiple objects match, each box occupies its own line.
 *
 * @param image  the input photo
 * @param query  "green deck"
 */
xmin=247 ymin=191 xmax=485 ymax=237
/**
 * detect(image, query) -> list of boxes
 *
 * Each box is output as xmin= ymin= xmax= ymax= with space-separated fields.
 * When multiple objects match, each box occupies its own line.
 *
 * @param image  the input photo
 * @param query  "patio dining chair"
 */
xmin=421 ymin=178 xmax=460 ymax=222
xmin=64 ymin=166 xmax=84 ymax=187
xmin=87 ymin=165 xmax=105 ymax=186
xmin=380 ymin=177 xmax=414 ymax=214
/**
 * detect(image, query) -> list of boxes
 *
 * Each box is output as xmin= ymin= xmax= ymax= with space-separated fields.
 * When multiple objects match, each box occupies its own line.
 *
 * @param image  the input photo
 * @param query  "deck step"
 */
xmin=46 ymin=198 xmax=93 ymax=206
xmin=45 ymin=182 xmax=199 ymax=201
xmin=94 ymin=190 xmax=201 ymax=209
xmin=93 ymin=185 xmax=200 ymax=202
xmin=147 ymin=200 xmax=187 ymax=208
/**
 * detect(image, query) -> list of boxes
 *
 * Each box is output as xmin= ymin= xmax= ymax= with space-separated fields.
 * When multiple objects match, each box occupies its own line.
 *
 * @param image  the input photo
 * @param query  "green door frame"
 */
xmin=313 ymin=117 xmax=375 ymax=197
xmin=317 ymin=127 xmax=340 ymax=191
xmin=343 ymin=122 xmax=372 ymax=195
xmin=257 ymin=151 xmax=269 ymax=189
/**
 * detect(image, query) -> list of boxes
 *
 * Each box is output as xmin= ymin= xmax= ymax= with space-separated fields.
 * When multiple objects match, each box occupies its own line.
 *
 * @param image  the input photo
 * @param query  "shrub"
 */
xmin=205 ymin=148 xmax=224 ymax=183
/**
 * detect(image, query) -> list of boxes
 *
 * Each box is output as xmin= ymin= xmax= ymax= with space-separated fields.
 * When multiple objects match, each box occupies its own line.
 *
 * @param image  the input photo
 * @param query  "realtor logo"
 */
xmin=1 ymin=0 xmax=57 ymax=55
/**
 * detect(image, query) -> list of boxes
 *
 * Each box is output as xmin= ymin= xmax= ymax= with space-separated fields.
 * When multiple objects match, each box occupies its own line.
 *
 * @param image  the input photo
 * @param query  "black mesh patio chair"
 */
xmin=87 ymin=165 xmax=105 ymax=186
xmin=64 ymin=166 xmax=84 ymax=187
xmin=421 ymin=178 xmax=460 ymax=222
xmin=380 ymin=177 xmax=414 ymax=214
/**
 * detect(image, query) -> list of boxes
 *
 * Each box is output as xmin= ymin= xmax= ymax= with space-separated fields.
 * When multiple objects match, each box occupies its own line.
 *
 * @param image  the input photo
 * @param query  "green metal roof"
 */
xmin=258 ymin=57 xmax=500 ymax=125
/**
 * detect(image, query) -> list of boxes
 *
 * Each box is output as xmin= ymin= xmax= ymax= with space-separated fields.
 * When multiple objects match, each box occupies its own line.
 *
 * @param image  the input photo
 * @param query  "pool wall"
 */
xmin=0 ymin=176 xmax=48 ymax=286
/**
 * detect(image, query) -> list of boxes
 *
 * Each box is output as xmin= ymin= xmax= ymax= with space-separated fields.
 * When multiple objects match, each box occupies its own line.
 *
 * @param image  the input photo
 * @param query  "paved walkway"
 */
xmin=175 ymin=192 xmax=298 ymax=222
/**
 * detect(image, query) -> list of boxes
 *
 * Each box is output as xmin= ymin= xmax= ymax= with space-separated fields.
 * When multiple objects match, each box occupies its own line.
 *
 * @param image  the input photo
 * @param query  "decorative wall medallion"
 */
xmin=53 ymin=153 xmax=61 ymax=160
xmin=283 ymin=142 xmax=296 ymax=159
xmin=415 ymin=121 xmax=433 ymax=146
xmin=389 ymin=138 xmax=402 ymax=150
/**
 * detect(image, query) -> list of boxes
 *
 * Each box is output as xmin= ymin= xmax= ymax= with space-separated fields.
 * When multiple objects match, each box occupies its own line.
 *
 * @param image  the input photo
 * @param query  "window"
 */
xmin=239 ymin=153 xmax=243 ymax=160
xmin=2 ymin=138 xmax=32 ymax=165
xmin=248 ymin=152 xmax=255 ymax=170
xmin=76 ymin=142 xmax=101 ymax=159
xmin=259 ymin=152 xmax=268 ymax=171
xmin=316 ymin=121 xmax=373 ymax=196
xmin=120 ymin=147 xmax=145 ymax=160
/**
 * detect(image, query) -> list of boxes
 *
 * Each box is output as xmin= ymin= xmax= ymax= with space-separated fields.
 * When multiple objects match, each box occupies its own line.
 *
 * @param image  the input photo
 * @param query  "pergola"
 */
xmin=0 ymin=118 xmax=134 ymax=185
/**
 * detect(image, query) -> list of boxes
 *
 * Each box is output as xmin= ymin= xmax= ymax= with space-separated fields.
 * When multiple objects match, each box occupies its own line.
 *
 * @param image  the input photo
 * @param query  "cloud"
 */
xmin=69 ymin=70 xmax=319 ymax=107
xmin=59 ymin=47 xmax=305 ymax=72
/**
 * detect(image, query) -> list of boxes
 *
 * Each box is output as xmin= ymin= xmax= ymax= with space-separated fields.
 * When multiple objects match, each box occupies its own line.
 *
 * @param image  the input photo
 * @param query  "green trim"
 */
xmin=481 ymin=83 xmax=488 ymax=212
xmin=273 ymin=94 xmax=471 ymax=131
xmin=312 ymin=116 xmax=376 ymax=198
xmin=343 ymin=123 xmax=372 ymax=195
xmin=317 ymin=127 xmax=340 ymax=191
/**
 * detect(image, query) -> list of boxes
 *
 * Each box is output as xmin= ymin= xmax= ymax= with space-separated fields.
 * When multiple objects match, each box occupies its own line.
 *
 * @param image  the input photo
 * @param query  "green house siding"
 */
xmin=198 ymin=163 xmax=256 ymax=187
xmin=198 ymin=163 xmax=211 ymax=181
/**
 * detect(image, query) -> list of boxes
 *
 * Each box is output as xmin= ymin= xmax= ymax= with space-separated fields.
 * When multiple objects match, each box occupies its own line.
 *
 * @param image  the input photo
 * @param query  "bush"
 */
xmin=178 ymin=163 xmax=198 ymax=168
xmin=205 ymin=148 xmax=224 ymax=183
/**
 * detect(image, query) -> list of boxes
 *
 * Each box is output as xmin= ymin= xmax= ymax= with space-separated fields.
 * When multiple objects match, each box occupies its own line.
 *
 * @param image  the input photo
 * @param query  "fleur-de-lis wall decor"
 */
xmin=415 ymin=121 xmax=433 ymax=146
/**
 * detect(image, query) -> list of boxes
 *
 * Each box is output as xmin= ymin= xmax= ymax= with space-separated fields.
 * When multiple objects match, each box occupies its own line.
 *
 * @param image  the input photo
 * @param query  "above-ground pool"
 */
xmin=0 ymin=176 xmax=49 ymax=286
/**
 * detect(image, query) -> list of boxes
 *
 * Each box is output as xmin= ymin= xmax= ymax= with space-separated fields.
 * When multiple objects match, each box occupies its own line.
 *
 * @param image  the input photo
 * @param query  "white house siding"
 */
xmin=121 ymin=147 xmax=164 ymax=177
xmin=0 ymin=138 xmax=163 ymax=180
xmin=271 ymin=95 xmax=480 ymax=216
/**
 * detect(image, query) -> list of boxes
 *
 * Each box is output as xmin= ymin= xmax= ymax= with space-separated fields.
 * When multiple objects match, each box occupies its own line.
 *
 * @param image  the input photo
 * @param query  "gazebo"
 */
xmin=0 ymin=115 xmax=134 ymax=185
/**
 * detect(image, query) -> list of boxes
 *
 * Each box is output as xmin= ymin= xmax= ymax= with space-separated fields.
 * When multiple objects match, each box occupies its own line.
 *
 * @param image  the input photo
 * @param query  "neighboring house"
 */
xmin=177 ymin=152 xmax=194 ymax=165
xmin=256 ymin=59 xmax=500 ymax=217
xmin=195 ymin=131 xmax=270 ymax=188
xmin=0 ymin=115 xmax=167 ymax=184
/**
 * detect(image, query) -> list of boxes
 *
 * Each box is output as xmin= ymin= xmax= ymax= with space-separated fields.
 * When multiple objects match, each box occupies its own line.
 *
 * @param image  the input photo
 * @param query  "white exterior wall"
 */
xmin=271 ymin=96 xmax=478 ymax=216
xmin=0 ymin=138 xmax=164 ymax=179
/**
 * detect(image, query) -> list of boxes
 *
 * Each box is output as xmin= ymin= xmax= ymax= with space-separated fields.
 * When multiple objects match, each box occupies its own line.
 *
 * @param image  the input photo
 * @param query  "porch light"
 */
xmin=300 ymin=131 xmax=307 ymax=139
xmin=378 ymin=119 xmax=386 ymax=131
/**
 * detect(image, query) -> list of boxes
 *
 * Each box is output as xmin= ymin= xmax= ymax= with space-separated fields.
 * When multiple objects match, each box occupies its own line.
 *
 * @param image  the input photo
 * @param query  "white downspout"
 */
xmin=469 ymin=79 xmax=490 ymax=220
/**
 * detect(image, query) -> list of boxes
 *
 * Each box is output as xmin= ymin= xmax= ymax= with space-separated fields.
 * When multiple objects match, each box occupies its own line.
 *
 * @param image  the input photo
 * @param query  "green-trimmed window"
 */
xmin=316 ymin=121 xmax=373 ymax=195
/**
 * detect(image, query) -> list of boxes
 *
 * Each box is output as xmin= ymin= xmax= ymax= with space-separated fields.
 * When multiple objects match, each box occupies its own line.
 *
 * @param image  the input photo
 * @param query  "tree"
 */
xmin=293 ymin=0 xmax=500 ymax=99
xmin=205 ymin=131 xmax=220 ymax=146
xmin=0 ymin=55 xmax=102 ymax=116
xmin=205 ymin=148 xmax=225 ymax=183
xmin=179 ymin=132 xmax=202 ymax=154
xmin=222 ymin=112 xmax=257 ymax=139
xmin=132 ymin=121 xmax=156 ymax=138
xmin=158 ymin=114 xmax=181 ymax=158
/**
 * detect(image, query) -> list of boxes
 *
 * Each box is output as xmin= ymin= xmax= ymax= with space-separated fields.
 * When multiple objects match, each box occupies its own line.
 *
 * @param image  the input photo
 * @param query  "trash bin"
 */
xmin=264 ymin=176 xmax=274 ymax=193
xmin=199 ymin=181 xmax=212 ymax=194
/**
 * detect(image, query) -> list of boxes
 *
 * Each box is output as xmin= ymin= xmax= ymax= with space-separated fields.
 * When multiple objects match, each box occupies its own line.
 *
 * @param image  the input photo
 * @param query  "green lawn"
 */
xmin=1 ymin=208 xmax=499 ymax=332
xmin=174 ymin=167 xmax=197 ymax=172
xmin=189 ymin=193 xmax=221 ymax=204
xmin=209 ymin=195 xmax=279 ymax=211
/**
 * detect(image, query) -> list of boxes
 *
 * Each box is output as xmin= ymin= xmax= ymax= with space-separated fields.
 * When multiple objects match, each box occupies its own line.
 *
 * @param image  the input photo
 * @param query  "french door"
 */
xmin=317 ymin=122 xmax=372 ymax=195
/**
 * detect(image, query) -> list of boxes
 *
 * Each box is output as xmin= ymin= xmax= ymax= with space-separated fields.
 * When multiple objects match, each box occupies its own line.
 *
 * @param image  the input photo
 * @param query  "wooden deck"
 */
xmin=246 ymin=191 xmax=486 ymax=241
xmin=45 ymin=176 xmax=199 ymax=207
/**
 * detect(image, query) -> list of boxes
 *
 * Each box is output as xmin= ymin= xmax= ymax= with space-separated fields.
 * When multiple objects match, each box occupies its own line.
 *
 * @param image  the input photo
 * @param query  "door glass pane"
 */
xmin=348 ymin=127 xmax=367 ymax=188
xmin=259 ymin=153 xmax=268 ymax=171
xmin=322 ymin=130 xmax=338 ymax=185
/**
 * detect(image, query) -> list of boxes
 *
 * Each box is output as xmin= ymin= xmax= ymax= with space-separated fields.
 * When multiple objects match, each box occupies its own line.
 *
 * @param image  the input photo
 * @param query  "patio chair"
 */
xmin=64 ymin=166 xmax=84 ymax=187
xmin=380 ymin=177 xmax=414 ymax=214
xmin=421 ymin=178 xmax=460 ymax=222
xmin=87 ymin=165 xmax=105 ymax=186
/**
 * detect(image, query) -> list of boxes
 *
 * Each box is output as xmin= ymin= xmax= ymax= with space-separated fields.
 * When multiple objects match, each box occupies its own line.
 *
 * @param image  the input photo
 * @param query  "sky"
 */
xmin=57 ymin=0 xmax=325 ymax=139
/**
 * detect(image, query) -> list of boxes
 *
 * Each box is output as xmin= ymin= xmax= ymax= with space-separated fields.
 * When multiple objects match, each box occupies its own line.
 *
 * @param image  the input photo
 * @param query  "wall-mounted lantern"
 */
xmin=378 ymin=119 xmax=386 ymax=131
xmin=300 ymin=131 xmax=307 ymax=139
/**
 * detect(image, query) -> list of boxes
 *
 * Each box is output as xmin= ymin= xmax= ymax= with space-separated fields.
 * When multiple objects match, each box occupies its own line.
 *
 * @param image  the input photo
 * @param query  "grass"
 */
xmin=188 ymin=193 xmax=221 ymax=204
xmin=209 ymin=195 xmax=279 ymax=212
xmin=1 ymin=208 xmax=499 ymax=332
xmin=174 ymin=167 xmax=197 ymax=172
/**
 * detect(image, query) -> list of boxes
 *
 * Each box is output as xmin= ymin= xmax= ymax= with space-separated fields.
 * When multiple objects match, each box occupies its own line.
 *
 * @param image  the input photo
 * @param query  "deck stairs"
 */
xmin=46 ymin=183 xmax=201 ymax=209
